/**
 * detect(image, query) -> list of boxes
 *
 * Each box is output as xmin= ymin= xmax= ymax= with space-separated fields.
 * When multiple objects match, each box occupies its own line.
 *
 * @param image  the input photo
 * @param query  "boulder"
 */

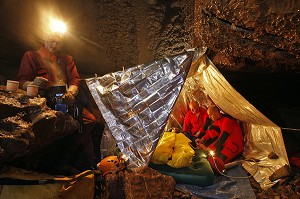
xmin=100 ymin=166 xmax=176 ymax=199
xmin=0 ymin=86 xmax=79 ymax=164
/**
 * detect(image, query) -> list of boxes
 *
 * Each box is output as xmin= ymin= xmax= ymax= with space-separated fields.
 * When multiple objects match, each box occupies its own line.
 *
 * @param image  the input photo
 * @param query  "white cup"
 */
xmin=27 ymin=84 xmax=39 ymax=97
xmin=6 ymin=80 xmax=19 ymax=91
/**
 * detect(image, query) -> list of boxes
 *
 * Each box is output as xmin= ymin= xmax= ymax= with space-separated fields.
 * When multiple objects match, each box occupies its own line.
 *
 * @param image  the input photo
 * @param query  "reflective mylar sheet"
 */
xmin=86 ymin=48 xmax=204 ymax=168
xmin=166 ymin=53 xmax=289 ymax=190
xmin=200 ymin=58 xmax=289 ymax=190
xmin=87 ymin=47 xmax=289 ymax=190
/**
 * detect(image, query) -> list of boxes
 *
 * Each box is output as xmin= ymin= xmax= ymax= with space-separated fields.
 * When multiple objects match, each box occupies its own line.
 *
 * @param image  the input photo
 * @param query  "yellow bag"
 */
xmin=151 ymin=132 xmax=176 ymax=164
xmin=167 ymin=133 xmax=195 ymax=168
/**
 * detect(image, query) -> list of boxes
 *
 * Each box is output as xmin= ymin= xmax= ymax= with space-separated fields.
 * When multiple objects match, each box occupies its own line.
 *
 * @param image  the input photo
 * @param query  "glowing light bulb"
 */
xmin=49 ymin=18 xmax=66 ymax=34
xmin=121 ymin=154 xmax=129 ymax=161
xmin=209 ymin=150 xmax=215 ymax=156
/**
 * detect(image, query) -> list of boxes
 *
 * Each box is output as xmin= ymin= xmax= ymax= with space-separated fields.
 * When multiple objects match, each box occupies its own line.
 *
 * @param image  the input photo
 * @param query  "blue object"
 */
xmin=55 ymin=103 xmax=67 ymax=114
xmin=54 ymin=93 xmax=67 ymax=114
xmin=175 ymin=165 xmax=257 ymax=199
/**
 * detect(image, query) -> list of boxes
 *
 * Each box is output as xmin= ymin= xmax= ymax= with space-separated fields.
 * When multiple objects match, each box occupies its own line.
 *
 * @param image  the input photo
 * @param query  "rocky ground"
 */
xmin=251 ymin=166 xmax=300 ymax=199
xmin=96 ymin=161 xmax=300 ymax=199
xmin=172 ymin=166 xmax=300 ymax=199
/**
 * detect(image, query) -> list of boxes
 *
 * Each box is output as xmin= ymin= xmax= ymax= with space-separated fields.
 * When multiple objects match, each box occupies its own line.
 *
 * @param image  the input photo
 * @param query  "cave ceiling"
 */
xmin=194 ymin=0 xmax=300 ymax=73
xmin=0 ymin=0 xmax=299 ymax=79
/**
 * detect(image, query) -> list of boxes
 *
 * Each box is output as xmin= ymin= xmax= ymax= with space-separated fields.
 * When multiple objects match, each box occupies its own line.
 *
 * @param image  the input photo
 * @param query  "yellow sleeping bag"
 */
xmin=151 ymin=132 xmax=176 ymax=164
xmin=151 ymin=132 xmax=194 ymax=168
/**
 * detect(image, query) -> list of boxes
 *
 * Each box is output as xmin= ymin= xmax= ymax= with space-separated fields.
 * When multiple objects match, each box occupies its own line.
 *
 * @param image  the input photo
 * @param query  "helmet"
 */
xmin=97 ymin=156 xmax=125 ymax=176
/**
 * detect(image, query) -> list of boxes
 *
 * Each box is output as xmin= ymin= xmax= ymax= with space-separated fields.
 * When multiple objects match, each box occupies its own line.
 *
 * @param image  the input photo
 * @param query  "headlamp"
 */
xmin=49 ymin=18 xmax=66 ymax=35
xmin=43 ymin=18 xmax=67 ymax=41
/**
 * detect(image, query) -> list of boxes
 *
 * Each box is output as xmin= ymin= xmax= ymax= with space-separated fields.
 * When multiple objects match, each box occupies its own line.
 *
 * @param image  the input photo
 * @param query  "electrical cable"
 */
xmin=211 ymin=157 xmax=259 ymax=179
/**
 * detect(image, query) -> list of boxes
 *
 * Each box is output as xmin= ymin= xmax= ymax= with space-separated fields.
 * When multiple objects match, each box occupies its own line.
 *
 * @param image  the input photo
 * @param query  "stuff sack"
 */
xmin=167 ymin=133 xmax=195 ymax=168
xmin=151 ymin=132 xmax=176 ymax=164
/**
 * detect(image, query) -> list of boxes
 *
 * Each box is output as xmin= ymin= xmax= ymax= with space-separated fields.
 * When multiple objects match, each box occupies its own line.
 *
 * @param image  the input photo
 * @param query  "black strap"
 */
xmin=213 ymin=131 xmax=230 ymax=152
xmin=0 ymin=178 xmax=55 ymax=185
xmin=208 ymin=125 xmax=220 ymax=133
xmin=203 ymin=137 xmax=218 ymax=147
xmin=202 ymin=117 xmax=213 ymax=131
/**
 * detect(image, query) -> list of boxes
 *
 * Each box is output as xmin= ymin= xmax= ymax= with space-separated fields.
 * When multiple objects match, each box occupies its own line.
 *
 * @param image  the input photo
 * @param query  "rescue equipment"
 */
xmin=97 ymin=155 xmax=126 ymax=176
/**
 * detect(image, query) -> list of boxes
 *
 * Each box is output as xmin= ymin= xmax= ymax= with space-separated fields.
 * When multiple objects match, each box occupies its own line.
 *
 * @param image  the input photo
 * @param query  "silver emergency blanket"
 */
xmin=201 ymin=58 xmax=288 ymax=190
xmin=165 ymin=52 xmax=289 ymax=190
xmin=86 ymin=48 xmax=202 ymax=168
xmin=86 ymin=47 xmax=289 ymax=190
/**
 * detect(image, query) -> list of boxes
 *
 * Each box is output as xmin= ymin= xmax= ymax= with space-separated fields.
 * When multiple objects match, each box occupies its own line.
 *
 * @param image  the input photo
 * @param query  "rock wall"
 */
xmin=194 ymin=0 xmax=300 ymax=72
xmin=0 ymin=0 xmax=299 ymax=130
xmin=0 ymin=0 xmax=194 ymax=79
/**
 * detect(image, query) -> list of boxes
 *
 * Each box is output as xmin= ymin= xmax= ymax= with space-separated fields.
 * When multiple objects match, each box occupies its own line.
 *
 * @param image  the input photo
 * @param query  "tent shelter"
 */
xmin=86 ymin=47 xmax=289 ymax=190
xmin=86 ymin=48 xmax=197 ymax=167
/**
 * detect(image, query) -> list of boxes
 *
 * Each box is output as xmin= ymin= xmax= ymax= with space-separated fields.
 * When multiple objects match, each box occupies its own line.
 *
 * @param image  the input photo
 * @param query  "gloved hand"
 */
xmin=194 ymin=131 xmax=205 ymax=138
xmin=32 ymin=77 xmax=48 ymax=89
xmin=197 ymin=143 xmax=210 ymax=151
xmin=194 ymin=131 xmax=201 ymax=137
xmin=22 ymin=81 xmax=33 ymax=90
xmin=195 ymin=138 xmax=205 ymax=147
xmin=62 ymin=91 xmax=75 ymax=105
xmin=68 ymin=85 xmax=79 ymax=96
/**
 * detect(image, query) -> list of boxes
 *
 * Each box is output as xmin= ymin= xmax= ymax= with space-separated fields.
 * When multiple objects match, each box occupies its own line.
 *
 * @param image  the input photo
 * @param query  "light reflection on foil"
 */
xmin=86 ymin=49 xmax=203 ymax=168
xmin=87 ymin=47 xmax=289 ymax=190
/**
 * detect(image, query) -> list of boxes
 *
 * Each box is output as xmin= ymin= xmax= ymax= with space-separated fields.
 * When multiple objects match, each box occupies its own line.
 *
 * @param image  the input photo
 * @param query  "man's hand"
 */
xmin=32 ymin=77 xmax=48 ymax=89
xmin=197 ymin=143 xmax=210 ymax=151
xmin=195 ymin=138 xmax=204 ymax=145
xmin=62 ymin=91 xmax=75 ymax=105
xmin=195 ymin=138 xmax=207 ymax=149
xmin=194 ymin=131 xmax=202 ymax=137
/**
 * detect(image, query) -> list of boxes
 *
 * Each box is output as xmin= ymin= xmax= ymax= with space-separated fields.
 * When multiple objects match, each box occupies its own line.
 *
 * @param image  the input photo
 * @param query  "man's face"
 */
xmin=44 ymin=35 xmax=62 ymax=54
xmin=189 ymin=103 xmax=200 ymax=114
xmin=208 ymin=109 xmax=220 ymax=121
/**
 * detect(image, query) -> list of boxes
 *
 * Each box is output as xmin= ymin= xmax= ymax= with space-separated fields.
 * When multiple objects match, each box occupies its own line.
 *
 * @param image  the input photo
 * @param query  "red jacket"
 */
xmin=203 ymin=115 xmax=244 ymax=163
xmin=182 ymin=107 xmax=208 ymax=136
xmin=18 ymin=47 xmax=80 ymax=88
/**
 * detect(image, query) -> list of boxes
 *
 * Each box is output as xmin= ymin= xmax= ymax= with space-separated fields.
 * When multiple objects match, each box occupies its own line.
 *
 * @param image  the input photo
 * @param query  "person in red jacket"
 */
xmin=196 ymin=105 xmax=244 ymax=163
xmin=182 ymin=101 xmax=211 ymax=140
xmin=17 ymin=24 xmax=97 ymax=174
